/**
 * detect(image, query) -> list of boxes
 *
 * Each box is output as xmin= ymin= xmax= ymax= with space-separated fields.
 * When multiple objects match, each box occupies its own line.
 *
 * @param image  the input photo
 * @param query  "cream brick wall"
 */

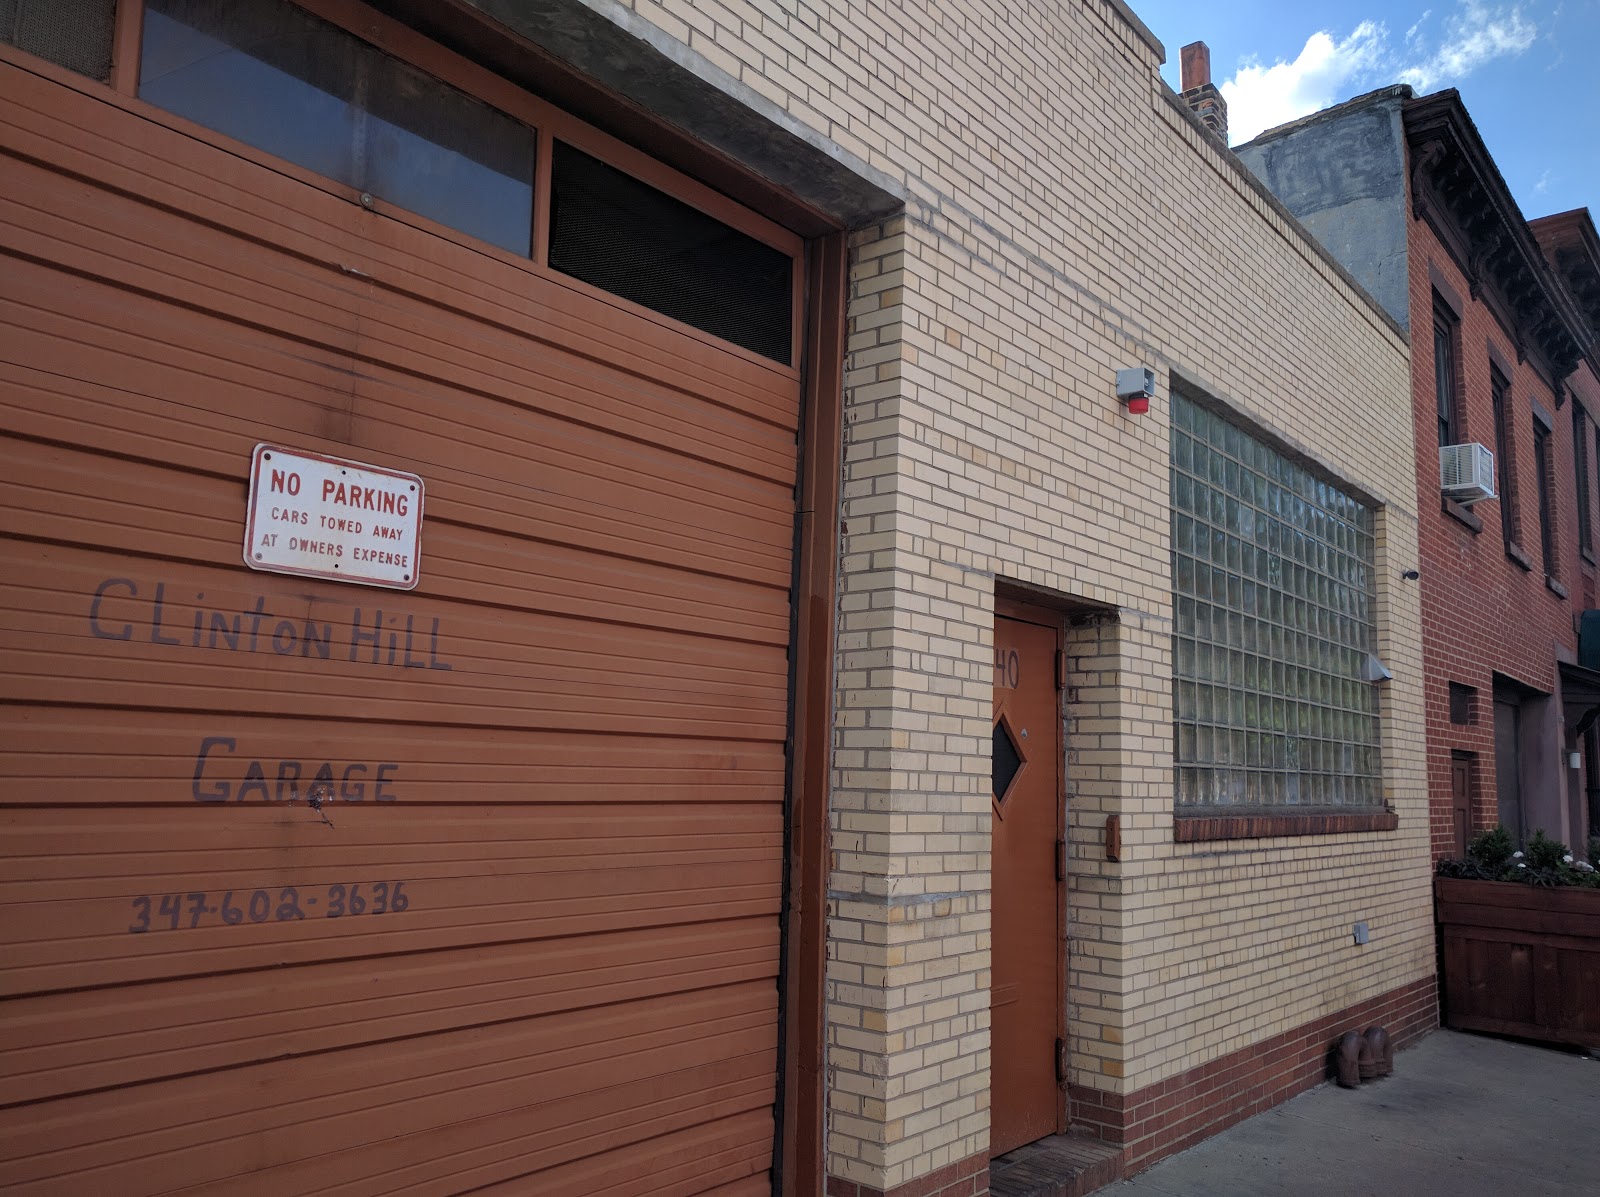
xmin=598 ymin=1 xmax=1430 ymax=1190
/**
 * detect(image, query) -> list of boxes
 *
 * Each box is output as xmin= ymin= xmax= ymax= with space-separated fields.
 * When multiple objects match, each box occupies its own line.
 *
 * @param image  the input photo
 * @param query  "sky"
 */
xmin=1129 ymin=0 xmax=1599 ymax=221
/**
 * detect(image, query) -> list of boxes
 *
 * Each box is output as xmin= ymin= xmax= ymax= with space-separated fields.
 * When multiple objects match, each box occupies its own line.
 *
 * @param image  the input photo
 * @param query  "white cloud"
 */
xmin=1398 ymin=0 xmax=1537 ymax=90
xmin=1221 ymin=23 xmax=1387 ymax=143
xmin=1219 ymin=2 xmax=1538 ymax=145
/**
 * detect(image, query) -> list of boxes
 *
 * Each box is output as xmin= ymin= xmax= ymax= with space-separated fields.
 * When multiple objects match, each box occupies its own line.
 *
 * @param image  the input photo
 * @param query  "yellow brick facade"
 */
xmin=599 ymin=0 xmax=1433 ymax=1190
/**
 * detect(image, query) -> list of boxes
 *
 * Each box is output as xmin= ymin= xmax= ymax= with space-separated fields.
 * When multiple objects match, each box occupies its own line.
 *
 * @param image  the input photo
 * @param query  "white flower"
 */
xmin=1518 ymin=862 xmax=1527 ymax=868
xmin=1512 ymin=851 xmax=1524 ymax=858
xmin=1564 ymin=854 xmax=1574 ymax=863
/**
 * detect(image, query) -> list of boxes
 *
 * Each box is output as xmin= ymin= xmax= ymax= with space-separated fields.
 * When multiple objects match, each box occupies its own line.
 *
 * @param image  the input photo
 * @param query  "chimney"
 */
xmin=1180 ymin=41 xmax=1228 ymax=143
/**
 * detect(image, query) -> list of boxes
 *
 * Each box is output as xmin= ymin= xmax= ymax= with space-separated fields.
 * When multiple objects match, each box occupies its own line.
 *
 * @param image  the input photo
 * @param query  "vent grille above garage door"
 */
xmin=0 ymin=0 xmax=115 ymax=79
xmin=549 ymin=140 xmax=794 ymax=364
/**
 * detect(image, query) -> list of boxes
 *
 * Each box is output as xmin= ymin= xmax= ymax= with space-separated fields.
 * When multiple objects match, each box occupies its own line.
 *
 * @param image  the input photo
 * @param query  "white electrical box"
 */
xmin=1116 ymin=367 xmax=1155 ymax=400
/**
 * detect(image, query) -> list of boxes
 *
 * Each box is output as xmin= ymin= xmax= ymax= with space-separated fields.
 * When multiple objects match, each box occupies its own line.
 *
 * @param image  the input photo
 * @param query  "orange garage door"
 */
xmin=0 ymin=9 xmax=805 ymax=1193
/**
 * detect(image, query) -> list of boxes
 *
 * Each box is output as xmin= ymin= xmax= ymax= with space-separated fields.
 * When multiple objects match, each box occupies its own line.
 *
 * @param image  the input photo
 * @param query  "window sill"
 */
xmin=1505 ymin=540 xmax=1533 ymax=572
xmin=1442 ymin=496 xmax=1482 ymax=533
xmin=1174 ymin=808 xmax=1399 ymax=843
xmin=1547 ymin=575 xmax=1569 ymax=599
xmin=1582 ymin=547 xmax=1596 ymax=568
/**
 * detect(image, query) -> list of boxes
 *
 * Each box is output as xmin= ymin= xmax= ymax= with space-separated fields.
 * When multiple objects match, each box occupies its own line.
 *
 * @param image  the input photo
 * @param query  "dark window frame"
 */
xmin=1580 ymin=404 xmax=1593 ymax=563
xmin=1594 ymin=418 xmax=1600 ymax=564
xmin=139 ymin=0 xmax=540 ymax=257
xmin=1492 ymin=365 xmax=1521 ymax=561
xmin=547 ymin=140 xmax=794 ymax=363
xmin=1534 ymin=416 xmax=1557 ymax=581
xmin=1434 ymin=296 xmax=1462 ymax=448
xmin=1575 ymin=404 xmax=1593 ymax=559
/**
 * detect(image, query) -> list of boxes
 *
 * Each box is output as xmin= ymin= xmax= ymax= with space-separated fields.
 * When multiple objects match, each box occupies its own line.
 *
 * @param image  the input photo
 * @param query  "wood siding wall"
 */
xmin=0 ymin=46 xmax=800 ymax=1196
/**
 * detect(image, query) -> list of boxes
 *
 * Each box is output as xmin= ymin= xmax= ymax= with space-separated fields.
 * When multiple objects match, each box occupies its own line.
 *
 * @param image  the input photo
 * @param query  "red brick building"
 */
xmin=1239 ymin=88 xmax=1600 ymax=861
xmin=1531 ymin=209 xmax=1600 ymax=853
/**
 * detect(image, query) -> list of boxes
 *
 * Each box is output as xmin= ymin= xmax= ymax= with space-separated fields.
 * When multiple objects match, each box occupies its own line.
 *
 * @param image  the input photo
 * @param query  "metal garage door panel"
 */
xmin=1 ymin=989 xmax=777 ymax=1194
xmin=0 ymin=804 xmax=782 ymax=985
xmin=2 ymin=545 xmax=792 ymax=730
xmin=2 ymin=707 xmax=783 ymax=808
xmin=3 ymin=912 xmax=779 ymax=1100
xmin=0 ymin=73 xmax=798 ymax=430
xmin=0 ymin=48 xmax=800 ymax=1197
xmin=0 ymin=257 xmax=797 ymax=587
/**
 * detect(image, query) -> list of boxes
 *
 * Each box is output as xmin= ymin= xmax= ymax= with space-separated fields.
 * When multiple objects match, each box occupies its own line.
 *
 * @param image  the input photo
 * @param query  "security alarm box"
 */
xmin=1116 ymin=367 xmax=1155 ymax=413
xmin=1116 ymin=367 xmax=1155 ymax=400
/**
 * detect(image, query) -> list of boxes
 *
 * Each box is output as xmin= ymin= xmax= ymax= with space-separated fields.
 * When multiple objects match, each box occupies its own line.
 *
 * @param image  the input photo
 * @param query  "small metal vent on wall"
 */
xmin=548 ymin=141 xmax=794 ymax=365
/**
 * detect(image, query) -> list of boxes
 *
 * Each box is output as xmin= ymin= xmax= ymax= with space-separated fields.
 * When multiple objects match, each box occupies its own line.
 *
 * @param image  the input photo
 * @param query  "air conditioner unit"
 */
xmin=1440 ymin=442 xmax=1496 ymax=505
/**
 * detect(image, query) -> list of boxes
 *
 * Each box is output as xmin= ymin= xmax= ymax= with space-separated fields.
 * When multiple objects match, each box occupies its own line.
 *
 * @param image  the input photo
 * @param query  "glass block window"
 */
xmin=1171 ymin=393 xmax=1382 ymax=809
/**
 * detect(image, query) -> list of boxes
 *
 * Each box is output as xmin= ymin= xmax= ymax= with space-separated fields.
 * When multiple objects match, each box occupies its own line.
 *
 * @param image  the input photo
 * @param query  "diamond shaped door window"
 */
xmin=993 ymin=712 xmax=1028 ymax=809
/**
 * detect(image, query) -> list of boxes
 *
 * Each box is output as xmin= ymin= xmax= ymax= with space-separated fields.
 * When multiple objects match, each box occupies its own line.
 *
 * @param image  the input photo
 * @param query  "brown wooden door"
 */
xmin=989 ymin=610 xmax=1063 ymax=1157
xmin=1451 ymin=752 xmax=1473 ymax=856
xmin=0 ymin=45 xmax=801 ymax=1196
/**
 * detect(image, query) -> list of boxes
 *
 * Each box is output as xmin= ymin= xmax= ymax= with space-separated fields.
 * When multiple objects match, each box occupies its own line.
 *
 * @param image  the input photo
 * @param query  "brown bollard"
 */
xmin=1336 ymin=1031 xmax=1363 ymax=1088
xmin=1365 ymin=1026 xmax=1392 ymax=1077
xmin=1357 ymin=1030 xmax=1378 ymax=1081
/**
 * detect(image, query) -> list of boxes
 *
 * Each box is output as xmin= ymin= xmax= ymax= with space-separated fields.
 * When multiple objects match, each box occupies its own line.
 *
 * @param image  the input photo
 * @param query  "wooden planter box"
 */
xmin=1435 ymin=876 xmax=1600 ymax=1050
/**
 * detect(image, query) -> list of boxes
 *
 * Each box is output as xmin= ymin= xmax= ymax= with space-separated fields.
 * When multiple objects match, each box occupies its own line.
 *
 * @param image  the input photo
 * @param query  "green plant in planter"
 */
xmin=1523 ymin=830 xmax=1592 ymax=887
xmin=1438 ymin=825 xmax=1600 ymax=888
xmin=1471 ymin=825 xmax=1514 ymax=873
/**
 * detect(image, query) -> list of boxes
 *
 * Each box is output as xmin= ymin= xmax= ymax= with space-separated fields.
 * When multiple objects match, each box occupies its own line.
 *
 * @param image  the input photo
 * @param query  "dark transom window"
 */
xmin=138 ymin=0 xmax=537 ymax=255
xmin=10 ymin=1 xmax=798 ymax=366
xmin=1170 ymin=393 xmax=1381 ymax=810
xmin=548 ymin=142 xmax=794 ymax=364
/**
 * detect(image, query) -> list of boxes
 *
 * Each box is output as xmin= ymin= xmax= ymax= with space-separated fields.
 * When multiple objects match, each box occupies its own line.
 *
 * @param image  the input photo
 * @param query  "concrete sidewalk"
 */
xmin=1103 ymin=1030 xmax=1600 ymax=1196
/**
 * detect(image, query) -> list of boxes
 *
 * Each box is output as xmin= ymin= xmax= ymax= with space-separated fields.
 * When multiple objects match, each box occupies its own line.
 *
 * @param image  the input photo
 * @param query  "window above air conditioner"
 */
xmin=1440 ymin=442 xmax=1496 ymax=506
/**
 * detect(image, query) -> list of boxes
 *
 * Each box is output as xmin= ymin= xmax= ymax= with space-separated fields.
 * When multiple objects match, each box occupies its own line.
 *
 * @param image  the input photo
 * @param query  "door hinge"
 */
xmin=1055 ymin=649 xmax=1068 ymax=691
xmin=1055 ymin=1037 xmax=1068 ymax=1085
xmin=1056 ymin=838 xmax=1068 ymax=882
